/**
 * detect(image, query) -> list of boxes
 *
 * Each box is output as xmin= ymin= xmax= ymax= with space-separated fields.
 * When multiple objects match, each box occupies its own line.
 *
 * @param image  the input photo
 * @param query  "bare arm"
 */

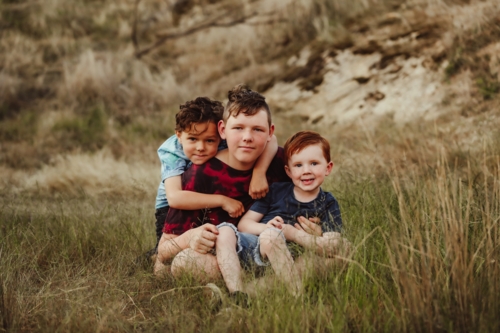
xmin=249 ymin=135 xmax=278 ymax=199
xmin=154 ymin=224 xmax=219 ymax=275
xmin=237 ymin=210 xmax=267 ymax=235
xmin=165 ymin=176 xmax=244 ymax=217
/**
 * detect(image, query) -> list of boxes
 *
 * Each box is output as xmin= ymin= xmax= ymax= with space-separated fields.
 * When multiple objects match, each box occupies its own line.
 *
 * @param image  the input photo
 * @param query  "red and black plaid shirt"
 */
xmin=163 ymin=148 xmax=290 ymax=235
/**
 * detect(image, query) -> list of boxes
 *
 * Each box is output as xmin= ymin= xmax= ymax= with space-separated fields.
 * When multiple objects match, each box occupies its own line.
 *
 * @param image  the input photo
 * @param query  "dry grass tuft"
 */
xmin=1 ymin=139 xmax=499 ymax=332
xmin=20 ymin=149 xmax=158 ymax=198
xmin=60 ymin=49 xmax=185 ymax=115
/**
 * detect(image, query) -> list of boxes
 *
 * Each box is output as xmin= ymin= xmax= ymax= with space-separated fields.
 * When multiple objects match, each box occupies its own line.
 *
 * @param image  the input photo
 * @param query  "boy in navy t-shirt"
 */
xmin=238 ymin=131 xmax=351 ymax=291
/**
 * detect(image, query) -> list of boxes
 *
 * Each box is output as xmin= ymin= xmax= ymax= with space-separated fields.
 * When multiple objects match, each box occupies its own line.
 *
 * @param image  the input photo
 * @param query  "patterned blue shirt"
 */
xmin=249 ymin=182 xmax=342 ymax=233
xmin=155 ymin=135 xmax=227 ymax=209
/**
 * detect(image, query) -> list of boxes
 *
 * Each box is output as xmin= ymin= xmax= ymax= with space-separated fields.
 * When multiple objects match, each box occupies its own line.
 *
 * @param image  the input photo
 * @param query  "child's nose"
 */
xmin=196 ymin=142 xmax=205 ymax=150
xmin=242 ymin=129 xmax=253 ymax=141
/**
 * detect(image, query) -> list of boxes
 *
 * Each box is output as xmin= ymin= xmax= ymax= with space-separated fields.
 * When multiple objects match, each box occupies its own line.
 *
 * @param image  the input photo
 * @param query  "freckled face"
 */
xmin=285 ymin=144 xmax=333 ymax=197
xmin=176 ymin=122 xmax=220 ymax=165
xmin=218 ymin=109 xmax=274 ymax=170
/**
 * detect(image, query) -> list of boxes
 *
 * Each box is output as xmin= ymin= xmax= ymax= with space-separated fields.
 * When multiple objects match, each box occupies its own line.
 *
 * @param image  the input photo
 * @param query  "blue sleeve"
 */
xmin=218 ymin=139 xmax=228 ymax=151
xmin=323 ymin=193 xmax=343 ymax=233
xmin=158 ymin=135 xmax=190 ymax=182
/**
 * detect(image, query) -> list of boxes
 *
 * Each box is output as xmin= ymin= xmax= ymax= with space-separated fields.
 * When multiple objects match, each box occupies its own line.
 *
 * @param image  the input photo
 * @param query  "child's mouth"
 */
xmin=301 ymin=178 xmax=314 ymax=185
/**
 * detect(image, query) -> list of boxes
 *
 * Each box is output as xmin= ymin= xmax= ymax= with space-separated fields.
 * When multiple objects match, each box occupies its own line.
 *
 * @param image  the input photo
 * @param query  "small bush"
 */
xmin=477 ymin=77 xmax=500 ymax=100
xmin=0 ymin=109 xmax=38 ymax=142
xmin=52 ymin=105 xmax=108 ymax=151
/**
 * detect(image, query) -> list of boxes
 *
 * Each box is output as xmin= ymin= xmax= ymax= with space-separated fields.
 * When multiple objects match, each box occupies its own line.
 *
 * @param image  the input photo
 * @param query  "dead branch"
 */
xmin=134 ymin=11 xmax=258 ymax=59
xmin=245 ymin=18 xmax=288 ymax=26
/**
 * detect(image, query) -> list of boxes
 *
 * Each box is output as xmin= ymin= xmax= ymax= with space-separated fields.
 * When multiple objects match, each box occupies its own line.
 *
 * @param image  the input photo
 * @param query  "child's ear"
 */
xmin=218 ymin=120 xmax=226 ymax=139
xmin=175 ymin=131 xmax=182 ymax=139
xmin=325 ymin=161 xmax=334 ymax=176
xmin=267 ymin=124 xmax=275 ymax=141
xmin=285 ymin=165 xmax=292 ymax=178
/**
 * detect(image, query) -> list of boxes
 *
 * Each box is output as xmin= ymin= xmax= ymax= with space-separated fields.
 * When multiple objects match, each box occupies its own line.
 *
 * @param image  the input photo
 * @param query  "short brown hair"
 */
xmin=283 ymin=131 xmax=331 ymax=165
xmin=223 ymin=84 xmax=271 ymax=126
xmin=175 ymin=97 xmax=224 ymax=132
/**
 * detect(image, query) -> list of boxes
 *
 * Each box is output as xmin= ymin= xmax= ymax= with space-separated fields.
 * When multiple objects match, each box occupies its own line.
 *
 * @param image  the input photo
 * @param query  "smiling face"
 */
xmin=218 ymin=109 xmax=274 ymax=170
xmin=285 ymin=144 xmax=333 ymax=200
xmin=176 ymin=122 xmax=220 ymax=165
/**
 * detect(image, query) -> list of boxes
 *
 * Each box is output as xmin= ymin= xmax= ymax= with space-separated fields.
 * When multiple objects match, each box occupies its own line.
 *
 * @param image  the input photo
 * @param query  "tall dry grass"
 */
xmin=386 ymin=154 xmax=499 ymax=331
xmin=20 ymin=149 xmax=158 ymax=197
xmin=1 ymin=135 xmax=499 ymax=332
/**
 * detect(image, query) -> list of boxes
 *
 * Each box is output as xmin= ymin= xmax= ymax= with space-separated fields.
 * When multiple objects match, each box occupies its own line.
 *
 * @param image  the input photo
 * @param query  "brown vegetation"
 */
xmin=1 ymin=1 xmax=500 ymax=331
xmin=0 ymin=0 xmax=498 ymax=207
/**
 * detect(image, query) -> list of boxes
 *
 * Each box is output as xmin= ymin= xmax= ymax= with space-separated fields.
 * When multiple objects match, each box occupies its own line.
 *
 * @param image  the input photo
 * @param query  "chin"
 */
xmin=236 ymin=153 xmax=256 ymax=162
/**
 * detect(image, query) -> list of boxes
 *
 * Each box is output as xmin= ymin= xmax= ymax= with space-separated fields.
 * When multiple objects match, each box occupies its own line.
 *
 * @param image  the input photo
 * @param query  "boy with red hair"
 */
xmin=238 ymin=131 xmax=351 ymax=292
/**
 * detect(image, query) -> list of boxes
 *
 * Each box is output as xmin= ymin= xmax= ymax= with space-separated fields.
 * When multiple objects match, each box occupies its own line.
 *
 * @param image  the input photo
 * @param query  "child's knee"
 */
xmin=259 ymin=228 xmax=285 ymax=255
xmin=171 ymin=249 xmax=192 ymax=276
xmin=171 ymin=249 xmax=220 ymax=280
xmin=171 ymin=249 xmax=208 ymax=276
xmin=158 ymin=233 xmax=170 ymax=247
xmin=217 ymin=225 xmax=237 ymax=245
xmin=218 ymin=225 xmax=236 ymax=237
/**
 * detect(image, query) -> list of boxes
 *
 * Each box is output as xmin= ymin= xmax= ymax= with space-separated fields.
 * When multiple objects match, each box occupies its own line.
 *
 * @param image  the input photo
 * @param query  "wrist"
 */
xmin=177 ymin=231 xmax=191 ymax=250
xmin=216 ymin=194 xmax=225 ymax=206
xmin=252 ymin=167 xmax=266 ymax=175
xmin=286 ymin=226 xmax=298 ymax=242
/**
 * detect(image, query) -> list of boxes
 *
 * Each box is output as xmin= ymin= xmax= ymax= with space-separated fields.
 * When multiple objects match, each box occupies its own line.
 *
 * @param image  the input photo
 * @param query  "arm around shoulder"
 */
xmin=249 ymin=135 xmax=278 ymax=199
xmin=165 ymin=176 xmax=244 ymax=216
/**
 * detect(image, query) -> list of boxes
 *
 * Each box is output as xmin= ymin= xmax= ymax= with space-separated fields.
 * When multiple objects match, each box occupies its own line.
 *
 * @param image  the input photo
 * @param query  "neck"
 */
xmin=293 ymin=186 xmax=320 ymax=202
xmin=216 ymin=150 xmax=255 ymax=171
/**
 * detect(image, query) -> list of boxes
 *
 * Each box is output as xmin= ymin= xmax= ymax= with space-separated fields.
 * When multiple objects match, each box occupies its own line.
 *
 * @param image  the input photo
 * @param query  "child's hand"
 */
xmin=249 ymin=175 xmax=269 ymax=199
xmin=308 ymin=217 xmax=321 ymax=224
xmin=295 ymin=216 xmax=322 ymax=237
xmin=187 ymin=224 xmax=219 ymax=254
xmin=221 ymin=197 xmax=245 ymax=218
xmin=266 ymin=216 xmax=284 ymax=229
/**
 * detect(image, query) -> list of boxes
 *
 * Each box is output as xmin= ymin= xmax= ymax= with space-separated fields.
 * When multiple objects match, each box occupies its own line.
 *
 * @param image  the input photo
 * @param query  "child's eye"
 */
xmin=311 ymin=162 xmax=318 ymax=166
xmin=294 ymin=164 xmax=302 ymax=168
xmin=188 ymin=137 xmax=197 ymax=142
xmin=254 ymin=128 xmax=264 ymax=132
xmin=206 ymin=139 xmax=216 ymax=143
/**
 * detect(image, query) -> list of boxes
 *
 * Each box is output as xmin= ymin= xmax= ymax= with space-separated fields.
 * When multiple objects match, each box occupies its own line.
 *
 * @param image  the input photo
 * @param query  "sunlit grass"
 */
xmin=1 ymin=144 xmax=499 ymax=332
xmin=1 ymin=0 xmax=500 ymax=331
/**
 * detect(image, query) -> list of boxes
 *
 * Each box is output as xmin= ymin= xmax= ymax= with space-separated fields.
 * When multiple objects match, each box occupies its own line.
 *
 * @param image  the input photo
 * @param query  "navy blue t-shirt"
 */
xmin=249 ymin=182 xmax=342 ymax=233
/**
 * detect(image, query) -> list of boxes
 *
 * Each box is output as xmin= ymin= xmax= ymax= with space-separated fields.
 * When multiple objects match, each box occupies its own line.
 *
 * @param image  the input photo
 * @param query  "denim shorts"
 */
xmin=216 ymin=223 xmax=263 ymax=269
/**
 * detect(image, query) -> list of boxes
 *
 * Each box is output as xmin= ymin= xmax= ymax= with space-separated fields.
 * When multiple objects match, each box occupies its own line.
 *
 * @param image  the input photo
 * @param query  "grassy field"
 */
xmin=2 ymin=0 xmax=500 ymax=331
xmin=1 ymin=143 xmax=499 ymax=332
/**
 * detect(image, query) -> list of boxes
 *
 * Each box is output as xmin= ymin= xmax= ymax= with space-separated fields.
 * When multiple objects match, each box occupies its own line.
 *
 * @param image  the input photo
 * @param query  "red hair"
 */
xmin=283 ymin=131 xmax=331 ymax=165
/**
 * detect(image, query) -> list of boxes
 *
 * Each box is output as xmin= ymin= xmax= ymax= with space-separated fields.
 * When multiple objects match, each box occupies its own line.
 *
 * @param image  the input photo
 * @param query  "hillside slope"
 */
xmin=0 ymin=0 xmax=499 ymax=195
